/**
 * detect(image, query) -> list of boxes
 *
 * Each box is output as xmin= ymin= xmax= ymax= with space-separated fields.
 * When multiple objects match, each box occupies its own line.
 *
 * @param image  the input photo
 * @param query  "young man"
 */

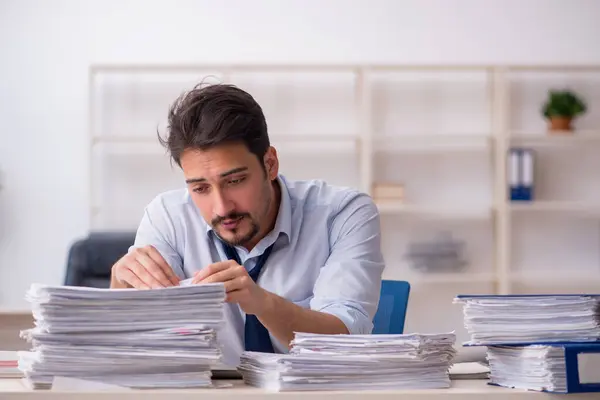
xmin=110 ymin=83 xmax=385 ymax=366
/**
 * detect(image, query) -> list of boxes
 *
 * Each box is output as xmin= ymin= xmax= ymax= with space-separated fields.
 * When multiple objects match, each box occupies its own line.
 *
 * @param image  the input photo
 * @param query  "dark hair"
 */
xmin=158 ymin=82 xmax=270 ymax=167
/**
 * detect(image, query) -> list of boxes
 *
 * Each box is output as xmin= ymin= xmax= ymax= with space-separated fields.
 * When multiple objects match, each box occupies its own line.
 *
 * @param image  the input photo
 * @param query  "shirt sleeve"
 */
xmin=309 ymin=191 xmax=385 ymax=334
xmin=129 ymin=195 xmax=186 ymax=280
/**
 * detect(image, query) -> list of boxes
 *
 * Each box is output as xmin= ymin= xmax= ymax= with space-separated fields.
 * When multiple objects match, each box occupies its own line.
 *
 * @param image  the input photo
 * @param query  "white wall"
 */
xmin=1 ymin=0 xmax=600 ymax=312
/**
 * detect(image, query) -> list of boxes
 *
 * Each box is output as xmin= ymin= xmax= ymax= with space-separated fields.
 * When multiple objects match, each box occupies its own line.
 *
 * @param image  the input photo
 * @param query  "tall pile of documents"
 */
xmin=455 ymin=294 xmax=600 ymax=345
xmin=238 ymin=332 xmax=457 ymax=391
xmin=18 ymin=282 xmax=225 ymax=389
xmin=486 ymin=345 xmax=571 ymax=392
xmin=455 ymin=294 xmax=600 ymax=393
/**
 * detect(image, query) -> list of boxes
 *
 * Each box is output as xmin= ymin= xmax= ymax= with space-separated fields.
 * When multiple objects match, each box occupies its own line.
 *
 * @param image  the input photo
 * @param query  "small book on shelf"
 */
xmin=372 ymin=182 xmax=404 ymax=202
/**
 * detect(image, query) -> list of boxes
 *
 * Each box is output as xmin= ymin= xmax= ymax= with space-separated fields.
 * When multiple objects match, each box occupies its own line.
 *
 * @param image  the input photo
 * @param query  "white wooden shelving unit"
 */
xmin=88 ymin=64 xmax=600 ymax=342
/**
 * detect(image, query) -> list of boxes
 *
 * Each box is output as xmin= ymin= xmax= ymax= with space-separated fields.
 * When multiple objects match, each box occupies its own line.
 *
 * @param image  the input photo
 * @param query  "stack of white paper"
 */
xmin=454 ymin=295 xmax=600 ymax=345
xmin=486 ymin=345 xmax=567 ymax=393
xmin=18 ymin=283 xmax=225 ymax=389
xmin=238 ymin=332 xmax=456 ymax=391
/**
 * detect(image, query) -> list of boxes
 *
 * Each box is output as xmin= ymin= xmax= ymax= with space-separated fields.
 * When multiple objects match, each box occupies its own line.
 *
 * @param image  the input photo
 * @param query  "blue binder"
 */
xmin=552 ymin=343 xmax=600 ymax=393
xmin=456 ymin=294 xmax=600 ymax=392
xmin=508 ymin=148 xmax=521 ymax=201
xmin=519 ymin=148 xmax=534 ymax=201
xmin=456 ymin=294 xmax=600 ymax=298
xmin=456 ymin=294 xmax=600 ymax=347
xmin=488 ymin=343 xmax=600 ymax=394
xmin=508 ymin=148 xmax=535 ymax=201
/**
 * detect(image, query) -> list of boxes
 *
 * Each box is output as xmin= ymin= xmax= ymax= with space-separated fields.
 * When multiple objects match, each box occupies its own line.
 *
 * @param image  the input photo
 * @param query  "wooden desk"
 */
xmin=0 ymin=378 xmax=595 ymax=399
xmin=0 ymin=313 xmax=594 ymax=398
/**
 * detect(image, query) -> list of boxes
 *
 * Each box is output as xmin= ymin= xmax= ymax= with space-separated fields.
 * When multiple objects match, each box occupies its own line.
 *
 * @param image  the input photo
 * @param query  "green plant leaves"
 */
xmin=541 ymin=89 xmax=587 ymax=118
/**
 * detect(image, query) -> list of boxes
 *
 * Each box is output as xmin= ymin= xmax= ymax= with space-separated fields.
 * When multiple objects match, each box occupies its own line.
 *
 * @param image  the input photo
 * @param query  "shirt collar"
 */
xmin=272 ymin=175 xmax=292 ymax=243
xmin=205 ymin=175 xmax=292 ymax=244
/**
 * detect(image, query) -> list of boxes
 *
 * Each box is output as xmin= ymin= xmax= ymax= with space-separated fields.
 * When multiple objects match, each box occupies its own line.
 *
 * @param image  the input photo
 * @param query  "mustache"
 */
xmin=212 ymin=212 xmax=250 ymax=226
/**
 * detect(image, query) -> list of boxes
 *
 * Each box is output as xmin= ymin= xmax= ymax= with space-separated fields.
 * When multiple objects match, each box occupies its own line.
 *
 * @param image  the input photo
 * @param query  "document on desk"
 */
xmin=454 ymin=294 xmax=600 ymax=345
xmin=448 ymin=362 xmax=489 ymax=379
xmin=485 ymin=344 xmax=600 ymax=393
xmin=238 ymin=332 xmax=457 ymax=391
xmin=18 ymin=282 xmax=226 ymax=389
xmin=0 ymin=351 xmax=22 ymax=378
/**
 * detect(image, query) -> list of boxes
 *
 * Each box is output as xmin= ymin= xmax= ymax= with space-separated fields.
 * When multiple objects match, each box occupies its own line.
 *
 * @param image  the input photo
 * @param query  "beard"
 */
xmin=212 ymin=212 xmax=261 ymax=247
xmin=211 ymin=178 xmax=273 ymax=248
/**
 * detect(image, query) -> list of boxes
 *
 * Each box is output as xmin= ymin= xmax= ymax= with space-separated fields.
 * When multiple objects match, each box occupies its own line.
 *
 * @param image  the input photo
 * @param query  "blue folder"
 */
xmin=519 ymin=148 xmax=534 ymax=201
xmin=456 ymin=294 xmax=600 ymax=392
xmin=456 ymin=294 xmax=600 ymax=347
xmin=507 ymin=147 xmax=535 ymax=201
xmin=488 ymin=343 xmax=600 ymax=394
xmin=508 ymin=148 xmax=521 ymax=201
xmin=456 ymin=294 xmax=600 ymax=299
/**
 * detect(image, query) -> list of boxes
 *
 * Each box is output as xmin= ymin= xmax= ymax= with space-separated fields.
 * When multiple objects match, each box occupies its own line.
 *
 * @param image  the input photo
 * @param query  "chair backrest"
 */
xmin=372 ymin=279 xmax=411 ymax=334
xmin=64 ymin=232 xmax=136 ymax=288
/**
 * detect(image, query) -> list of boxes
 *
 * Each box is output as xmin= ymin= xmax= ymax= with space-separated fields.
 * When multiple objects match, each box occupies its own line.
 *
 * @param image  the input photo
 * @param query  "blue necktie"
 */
xmin=221 ymin=242 xmax=275 ymax=353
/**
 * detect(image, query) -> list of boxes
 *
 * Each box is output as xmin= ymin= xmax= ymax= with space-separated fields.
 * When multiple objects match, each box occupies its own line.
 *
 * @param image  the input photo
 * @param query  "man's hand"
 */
xmin=192 ymin=261 xmax=267 ymax=315
xmin=193 ymin=260 xmax=349 ymax=349
xmin=111 ymin=245 xmax=180 ymax=289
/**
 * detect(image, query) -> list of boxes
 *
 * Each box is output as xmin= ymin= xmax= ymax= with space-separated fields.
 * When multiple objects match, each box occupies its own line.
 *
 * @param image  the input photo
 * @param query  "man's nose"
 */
xmin=213 ymin=189 xmax=235 ymax=216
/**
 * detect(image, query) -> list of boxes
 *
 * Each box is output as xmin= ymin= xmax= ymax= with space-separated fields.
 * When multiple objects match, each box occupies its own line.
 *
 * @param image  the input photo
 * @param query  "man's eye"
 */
xmin=194 ymin=186 xmax=209 ymax=194
xmin=229 ymin=177 xmax=245 ymax=185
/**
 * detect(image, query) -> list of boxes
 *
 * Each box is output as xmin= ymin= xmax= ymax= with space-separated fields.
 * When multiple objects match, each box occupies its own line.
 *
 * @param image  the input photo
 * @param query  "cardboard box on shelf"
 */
xmin=372 ymin=182 xmax=404 ymax=201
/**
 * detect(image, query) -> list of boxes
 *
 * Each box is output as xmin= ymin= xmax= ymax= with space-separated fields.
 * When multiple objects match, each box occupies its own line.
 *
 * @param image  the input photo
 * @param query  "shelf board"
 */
xmin=91 ymin=136 xmax=159 ymax=144
xmin=376 ymin=202 xmax=493 ymax=220
xmin=89 ymin=63 xmax=600 ymax=73
xmin=92 ymin=134 xmax=359 ymax=144
xmin=373 ymin=134 xmax=493 ymax=153
xmin=272 ymin=134 xmax=359 ymax=142
xmin=510 ymin=271 xmax=600 ymax=286
xmin=0 ymin=309 xmax=31 ymax=316
xmin=392 ymin=272 xmax=496 ymax=285
xmin=272 ymin=134 xmax=360 ymax=155
xmin=509 ymin=201 xmax=600 ymax=215
xmin=91 ymin=134 xmax=361 ymax=156
xmin=91 ymin=140 xmax=171 ymax=156
xmin=510 ymin=130 xmax=600 ymax=146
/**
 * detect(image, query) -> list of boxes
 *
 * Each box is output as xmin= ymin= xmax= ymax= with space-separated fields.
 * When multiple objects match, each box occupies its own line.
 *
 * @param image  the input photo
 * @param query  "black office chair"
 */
xmin=64 ymin=231 xmax=136 ymax=288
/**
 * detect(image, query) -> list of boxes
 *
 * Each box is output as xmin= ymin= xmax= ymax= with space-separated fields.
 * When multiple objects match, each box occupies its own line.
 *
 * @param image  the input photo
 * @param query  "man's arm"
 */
xmin=259 ymin=192 xmax=384 ymax=345
xmin=110 ymin=195 xmax=184 ymax=289
xmin=195 ymin=191 xmax=384 ymax=347
xmin=306 ymin=192 xmax=385 ymax=336
xmin=195 ymin=268 xmax=350 ymax=348
xmin=256 ymin=290 xmax=349 ymax=347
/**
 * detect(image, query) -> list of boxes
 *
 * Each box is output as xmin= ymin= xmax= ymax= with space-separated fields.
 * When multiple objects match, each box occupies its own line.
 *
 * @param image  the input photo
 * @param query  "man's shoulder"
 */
xmin=144 ymin=188 xmax=196 ymax=221
xmin=283 ymin=176 xmax=376 ymax=216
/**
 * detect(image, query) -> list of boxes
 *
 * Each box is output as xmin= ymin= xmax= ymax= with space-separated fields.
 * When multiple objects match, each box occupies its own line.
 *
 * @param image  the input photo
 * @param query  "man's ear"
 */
xmin=263 ymin=146 xmax=279 ymax=180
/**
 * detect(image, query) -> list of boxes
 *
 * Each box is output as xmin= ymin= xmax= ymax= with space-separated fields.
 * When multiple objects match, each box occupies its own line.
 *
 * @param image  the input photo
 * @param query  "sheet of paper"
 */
xmin=448 ymin=362 xmax=489 ymax=379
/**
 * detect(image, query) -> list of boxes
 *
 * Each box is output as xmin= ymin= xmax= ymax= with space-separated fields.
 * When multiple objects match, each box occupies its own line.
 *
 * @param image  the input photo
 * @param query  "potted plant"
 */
xmin=541 ymin=89 xmax=587 ymax=133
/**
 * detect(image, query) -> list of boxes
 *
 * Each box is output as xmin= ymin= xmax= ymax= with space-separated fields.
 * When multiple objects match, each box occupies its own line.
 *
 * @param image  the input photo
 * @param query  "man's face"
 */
xmin=180 ymin=142 xmax=279 ymax=249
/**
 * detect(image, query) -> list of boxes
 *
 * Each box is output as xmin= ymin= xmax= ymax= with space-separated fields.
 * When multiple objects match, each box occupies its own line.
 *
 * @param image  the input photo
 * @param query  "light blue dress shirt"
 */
xmin=130 ymin=174 xmax=385 ymax=366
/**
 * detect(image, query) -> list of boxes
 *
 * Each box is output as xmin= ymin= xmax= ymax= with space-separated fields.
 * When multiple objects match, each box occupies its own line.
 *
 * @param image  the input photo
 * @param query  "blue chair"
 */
xmin=372 ymin=280 xmax=411 ymax=334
